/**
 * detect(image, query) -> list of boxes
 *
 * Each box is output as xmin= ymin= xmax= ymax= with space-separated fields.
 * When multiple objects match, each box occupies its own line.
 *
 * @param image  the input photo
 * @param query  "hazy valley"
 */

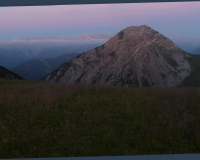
xmin=11 ymin=53 xmax=80 ymax=80
xmin=0 ymin=39 xmax=108 ymax=69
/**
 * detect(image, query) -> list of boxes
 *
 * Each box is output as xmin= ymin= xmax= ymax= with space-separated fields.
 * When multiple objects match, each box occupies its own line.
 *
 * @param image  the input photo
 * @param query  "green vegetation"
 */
xmin=181 ymin=55 xmax=200 ymax=86
xmin=1 ymin=79 xmax=200 ymax=158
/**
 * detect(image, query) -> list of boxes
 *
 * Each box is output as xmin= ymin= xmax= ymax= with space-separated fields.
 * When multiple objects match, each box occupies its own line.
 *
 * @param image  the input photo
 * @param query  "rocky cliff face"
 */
xmin=43 ymin=25 xmax=192 ymax=87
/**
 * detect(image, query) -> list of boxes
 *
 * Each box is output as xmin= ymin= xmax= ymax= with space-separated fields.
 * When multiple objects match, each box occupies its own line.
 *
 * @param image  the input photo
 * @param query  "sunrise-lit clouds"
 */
xmin=0 ymin=2 xmax=200 ymax=40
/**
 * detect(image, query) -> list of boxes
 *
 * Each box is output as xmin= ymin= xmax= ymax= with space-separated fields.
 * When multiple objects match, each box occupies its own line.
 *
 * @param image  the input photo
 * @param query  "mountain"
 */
xmin=19 ymin=36 xmax=59 ymax=41
xmin=73 ymin=34 xmax=93 ymax=40
xmin=0 ymin=33 xmax=119 ymax=70
xmin=0 ymin=47 xmax=32 ymax=69
xmin=181 ymin=54 xmax=200 ymax=86
xmin=19 ymin=36 xmax=60 ymax=41
xmin=70 ymin=33 xmax=116 ymax=40
xmin=0 ymin=40 xmax=107 ymax=69
xmin=11 ymin=53 xmax=80 ymax=80
xmin=18 ymin=33 xmax=116 ymax=41
xmin=0 ymin=66 xmax=24 ymax=80
xmin=43 ymin=36 xmax=60 ymax=40
xmin=19 ymin=37 xmax=43 ymax=41
xmin=36 ymin=43 xmax=106 ymax=58
xmin=43 ymin=25 xmax=193 ymax=87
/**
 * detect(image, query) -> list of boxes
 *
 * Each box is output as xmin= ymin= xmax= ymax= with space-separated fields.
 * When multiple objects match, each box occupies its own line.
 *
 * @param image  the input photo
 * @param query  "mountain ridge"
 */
xmin=43 ymin=25 xmax=193 ymax=87
xmin=11 ymin=53 xmax=80 ymax=80
xmin=17 ymin=33 xmax=117 ymax=41
xmin=0 ymin=66 xmax=24 ymax=80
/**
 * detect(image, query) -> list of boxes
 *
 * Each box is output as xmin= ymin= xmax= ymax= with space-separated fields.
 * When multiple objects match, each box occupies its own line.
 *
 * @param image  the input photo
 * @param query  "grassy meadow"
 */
xmin=0 ymin=78 xmax=200 ymax=158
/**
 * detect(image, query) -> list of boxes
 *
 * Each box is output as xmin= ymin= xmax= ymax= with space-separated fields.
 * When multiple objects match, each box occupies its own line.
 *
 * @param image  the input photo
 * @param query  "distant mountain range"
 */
xmin=0 ymin=40 xmax=107 ymax=69
xmin=43 ymin=25 xmax=200 ymax=87
xmin=18 ymin=33 xmax=116 ymax=41
xmin=11 ymin=53 xmax=80 ymax=80
xmin=0 ymin=66 xmax=24 ymax=80
xmin=9 ymin=33 xmax=200 ymax=54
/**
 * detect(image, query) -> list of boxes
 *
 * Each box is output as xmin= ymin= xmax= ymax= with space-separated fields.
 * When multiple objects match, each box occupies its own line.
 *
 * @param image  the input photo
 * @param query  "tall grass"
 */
xmin=0 ymin=78 xmax=200 ymax=158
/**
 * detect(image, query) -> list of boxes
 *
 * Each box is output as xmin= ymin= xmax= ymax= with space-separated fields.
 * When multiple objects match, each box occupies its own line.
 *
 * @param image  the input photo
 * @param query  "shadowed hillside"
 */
xmin=0 ymin=66 xmax=24 ymax=80
xmin=11 ymin=53 xmax=80 ymax=80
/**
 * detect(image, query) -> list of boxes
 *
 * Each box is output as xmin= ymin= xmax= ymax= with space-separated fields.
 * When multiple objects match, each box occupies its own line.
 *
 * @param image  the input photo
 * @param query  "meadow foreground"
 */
xmin=0 ymin=79 xmax=200 ymax=158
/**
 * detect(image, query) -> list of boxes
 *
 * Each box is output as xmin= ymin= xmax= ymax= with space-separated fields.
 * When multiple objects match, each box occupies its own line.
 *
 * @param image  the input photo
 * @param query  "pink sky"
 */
xmin=0 ymin=2 xmax=200 ymax=40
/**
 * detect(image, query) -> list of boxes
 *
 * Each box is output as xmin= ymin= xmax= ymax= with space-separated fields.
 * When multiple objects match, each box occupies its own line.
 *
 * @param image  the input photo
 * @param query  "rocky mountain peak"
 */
xmin=122 ymin=25 xmax=152 ymax=33
xmin=104 ymin=25 xmax=181 ymax=55
xmin=43 ymin=25 xmax=192 ymax=87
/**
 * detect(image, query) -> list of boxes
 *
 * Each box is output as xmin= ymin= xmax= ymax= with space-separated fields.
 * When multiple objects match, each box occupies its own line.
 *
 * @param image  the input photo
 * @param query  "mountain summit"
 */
xmin=43 ymin=25 xmax=192 ymax=87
